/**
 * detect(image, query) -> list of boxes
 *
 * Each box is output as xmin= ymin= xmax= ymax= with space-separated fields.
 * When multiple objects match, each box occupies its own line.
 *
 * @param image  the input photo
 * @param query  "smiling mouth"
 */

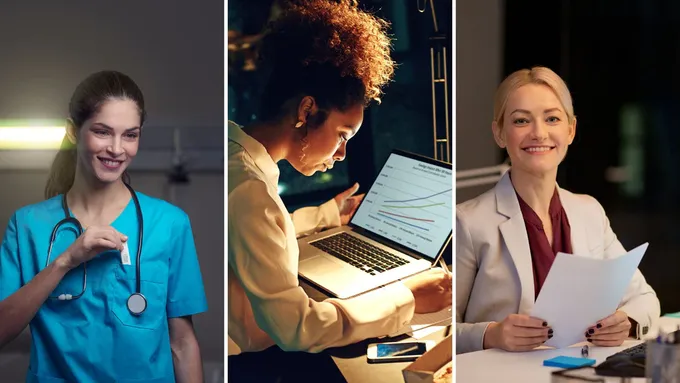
xmin=98 ymin=157 xmax=124 ymax=169
xmin=522 ymin=146 xmax=555 ymax=153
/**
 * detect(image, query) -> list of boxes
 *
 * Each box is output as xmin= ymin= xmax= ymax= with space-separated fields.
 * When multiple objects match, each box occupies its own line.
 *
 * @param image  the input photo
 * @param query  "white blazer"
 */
xmin=456 ymin=170 xmax=660 ymax=354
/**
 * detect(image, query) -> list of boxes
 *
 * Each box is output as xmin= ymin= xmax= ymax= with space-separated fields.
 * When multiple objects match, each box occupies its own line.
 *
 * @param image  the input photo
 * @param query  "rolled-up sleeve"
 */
xmin=228 ymin=180 xmax=415 ymax=353
xmin=290 ymin=199 xmax=341 ymax=238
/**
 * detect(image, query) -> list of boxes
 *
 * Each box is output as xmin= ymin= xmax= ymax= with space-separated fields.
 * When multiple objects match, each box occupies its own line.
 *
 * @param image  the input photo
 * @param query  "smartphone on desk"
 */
xmin=367 ymin=340 xmax=435 ymax=363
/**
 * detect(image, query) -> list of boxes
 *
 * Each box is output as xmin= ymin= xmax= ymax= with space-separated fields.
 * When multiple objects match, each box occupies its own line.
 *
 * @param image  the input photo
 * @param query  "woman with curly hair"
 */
xmin=228 ymin=0 xmax=452 ymax=357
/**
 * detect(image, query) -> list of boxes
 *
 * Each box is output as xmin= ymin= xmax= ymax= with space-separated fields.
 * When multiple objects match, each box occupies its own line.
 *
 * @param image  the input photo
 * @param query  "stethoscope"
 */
xmin=45 ymin=183 xmax=147 ymax=316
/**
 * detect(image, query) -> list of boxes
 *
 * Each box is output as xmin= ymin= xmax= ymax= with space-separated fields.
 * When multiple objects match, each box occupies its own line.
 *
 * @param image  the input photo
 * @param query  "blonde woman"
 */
xmin=456 ymin=66 xmax=660 ymax=354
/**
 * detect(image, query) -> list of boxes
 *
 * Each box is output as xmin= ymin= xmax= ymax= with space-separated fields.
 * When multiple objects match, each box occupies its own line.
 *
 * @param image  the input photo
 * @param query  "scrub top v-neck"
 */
xmin=0 ymin=191 xmax=208 ymax=382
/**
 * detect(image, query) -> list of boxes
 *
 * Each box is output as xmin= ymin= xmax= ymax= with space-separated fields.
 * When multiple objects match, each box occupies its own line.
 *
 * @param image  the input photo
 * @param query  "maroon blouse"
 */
xmin=516 ymin=188 xmax=573 ymax=299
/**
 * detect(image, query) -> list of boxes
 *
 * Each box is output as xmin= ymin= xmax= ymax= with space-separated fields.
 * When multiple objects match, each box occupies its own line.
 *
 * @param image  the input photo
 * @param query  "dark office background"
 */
xmin=457 ymin=0 xmax=680 ymax=315
xmin=228 ymin=0 xmax=453 ymax=206
xmin=228 ymin=1 xmax=451 ymax=379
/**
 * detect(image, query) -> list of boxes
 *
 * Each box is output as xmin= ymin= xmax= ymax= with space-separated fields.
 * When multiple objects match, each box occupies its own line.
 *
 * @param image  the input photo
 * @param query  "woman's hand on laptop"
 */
xmin=334 ymin=182 xmax=365 ymax=225
xmin=403 ymin=268 xmax=452 ymax=313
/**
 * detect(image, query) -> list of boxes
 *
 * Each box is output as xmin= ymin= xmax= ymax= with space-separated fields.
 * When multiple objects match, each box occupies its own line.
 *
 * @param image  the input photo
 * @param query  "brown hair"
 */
xmin=257 ymin=0 xmax=396 ymax=121
xmin=44 ymin=70 xmax=146 ymax=199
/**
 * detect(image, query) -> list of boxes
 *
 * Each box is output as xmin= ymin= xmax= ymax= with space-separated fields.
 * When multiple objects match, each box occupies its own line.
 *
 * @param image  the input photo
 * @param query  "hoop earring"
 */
xmin=299 ymin=136 xmax=310 ymax=164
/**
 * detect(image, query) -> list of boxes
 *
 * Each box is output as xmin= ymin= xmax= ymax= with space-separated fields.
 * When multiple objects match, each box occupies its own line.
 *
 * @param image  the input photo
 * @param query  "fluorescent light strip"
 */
xmin=0 ymin=127 xmax=65 ymax=149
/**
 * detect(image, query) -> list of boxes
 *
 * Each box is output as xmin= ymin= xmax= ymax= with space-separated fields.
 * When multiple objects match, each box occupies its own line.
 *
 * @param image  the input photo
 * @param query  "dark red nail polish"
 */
xmin=597 ymin=323 xmax=602 ymax=329
xmin=543 ymin=321 xmax=548 ymax=327
xmin=588 ymin=329 xmax=595 ymax=334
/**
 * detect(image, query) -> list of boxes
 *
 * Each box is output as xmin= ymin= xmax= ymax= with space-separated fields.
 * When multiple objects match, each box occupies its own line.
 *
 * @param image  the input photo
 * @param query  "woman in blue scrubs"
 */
xmin=0 ymin=71 xmax=208 ymax=382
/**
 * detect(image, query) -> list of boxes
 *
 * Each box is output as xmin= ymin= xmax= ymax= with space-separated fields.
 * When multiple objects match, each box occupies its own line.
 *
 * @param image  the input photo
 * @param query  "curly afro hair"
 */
xmin=257 ymin=0 xmax=396 ymax=121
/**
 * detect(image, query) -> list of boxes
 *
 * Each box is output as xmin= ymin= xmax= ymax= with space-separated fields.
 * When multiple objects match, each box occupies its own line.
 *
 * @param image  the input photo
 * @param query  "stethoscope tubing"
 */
xmin=46 ymin=183 xmax=143 ymax=303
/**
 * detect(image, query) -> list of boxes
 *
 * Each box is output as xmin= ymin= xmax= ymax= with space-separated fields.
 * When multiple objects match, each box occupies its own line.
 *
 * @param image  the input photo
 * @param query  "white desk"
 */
xmin=457 ymin=316 xmax=680 ymax=383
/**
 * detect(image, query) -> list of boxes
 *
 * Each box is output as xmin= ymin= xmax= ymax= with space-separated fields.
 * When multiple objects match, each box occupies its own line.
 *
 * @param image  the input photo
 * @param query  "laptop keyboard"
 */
xmin=310 ymin=232 xmax=409 ymax=275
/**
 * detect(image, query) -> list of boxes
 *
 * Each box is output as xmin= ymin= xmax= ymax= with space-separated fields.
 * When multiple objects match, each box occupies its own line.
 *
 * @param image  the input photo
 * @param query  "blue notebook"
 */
xmin=543 ymin=356 xmax=596 ymax=369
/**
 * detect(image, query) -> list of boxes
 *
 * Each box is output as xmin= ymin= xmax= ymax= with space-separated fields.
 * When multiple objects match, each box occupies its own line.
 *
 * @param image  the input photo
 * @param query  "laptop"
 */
xmin=298 ymin=149 xmax=452 ymax=299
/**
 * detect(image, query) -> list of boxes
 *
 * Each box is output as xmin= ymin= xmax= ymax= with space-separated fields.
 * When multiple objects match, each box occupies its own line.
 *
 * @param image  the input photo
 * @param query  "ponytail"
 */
xmin=44 ymin=134 xmax=77 ymax=199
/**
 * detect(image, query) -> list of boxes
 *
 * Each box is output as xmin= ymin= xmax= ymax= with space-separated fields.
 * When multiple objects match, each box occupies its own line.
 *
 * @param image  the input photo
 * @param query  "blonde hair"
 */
xmin=493 ymin=66 xmax=575 ymax=128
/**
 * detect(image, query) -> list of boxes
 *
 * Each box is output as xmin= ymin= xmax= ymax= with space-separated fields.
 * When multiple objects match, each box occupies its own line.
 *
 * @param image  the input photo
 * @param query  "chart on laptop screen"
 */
xmin=350 ymin=153 xmax=452 ymax=259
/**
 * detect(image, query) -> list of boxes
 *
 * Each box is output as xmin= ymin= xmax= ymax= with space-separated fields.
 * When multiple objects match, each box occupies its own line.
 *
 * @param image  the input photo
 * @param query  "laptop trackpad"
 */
xmin=300 ymin=256 xmax=340 ymax=277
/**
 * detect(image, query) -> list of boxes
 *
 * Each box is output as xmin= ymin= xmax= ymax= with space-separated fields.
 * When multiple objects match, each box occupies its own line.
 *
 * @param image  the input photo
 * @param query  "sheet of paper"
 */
xmin=388 ymin=306 xmax=452 ymax=338
xmin=530 ymin=242 xmax=648 ymax=349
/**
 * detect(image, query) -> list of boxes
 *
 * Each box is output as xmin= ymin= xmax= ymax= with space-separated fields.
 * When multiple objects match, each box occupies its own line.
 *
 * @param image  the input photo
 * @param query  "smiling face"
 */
xmin=70 ymin=98 xmax=142 ymax=185
xmin=288 ymin=102 xmax=364 ymax=176
xmin=493 ymin=83 xmax=576 ymax=177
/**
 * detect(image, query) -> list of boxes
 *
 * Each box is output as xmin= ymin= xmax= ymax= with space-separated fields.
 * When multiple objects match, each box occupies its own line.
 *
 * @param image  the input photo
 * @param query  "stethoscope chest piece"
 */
xmin=127 ymin=293 xmax=147 ymax=316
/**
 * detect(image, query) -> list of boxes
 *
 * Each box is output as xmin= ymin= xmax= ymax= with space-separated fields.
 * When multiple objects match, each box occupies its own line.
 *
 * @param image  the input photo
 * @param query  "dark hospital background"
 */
xmin=0 ymin=2 xmax=224 ymax=382
xmin=457 ymin=0 xmax=680 ymax=316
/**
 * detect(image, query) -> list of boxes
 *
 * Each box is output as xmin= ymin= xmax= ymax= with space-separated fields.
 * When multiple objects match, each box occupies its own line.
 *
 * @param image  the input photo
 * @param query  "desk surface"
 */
xmin=301 ymin=279 xmax=452 ymax=383
xmin=457 ymin=316 xmax=680 ymax=383
xmin=457 ymin=340 xmax=643 ymax=382
xmin=326 ymin=326 xmax=451 ymax=383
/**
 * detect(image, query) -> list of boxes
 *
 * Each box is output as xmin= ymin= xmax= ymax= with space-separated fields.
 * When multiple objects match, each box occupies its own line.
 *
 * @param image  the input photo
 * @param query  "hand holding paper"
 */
xmin=585 ymin=310 xmax=632 ymax=347
xmin=483 ymin=314 xmax=552 ymax=352
xmin=530 ymin=243 xmax=648 ymax=349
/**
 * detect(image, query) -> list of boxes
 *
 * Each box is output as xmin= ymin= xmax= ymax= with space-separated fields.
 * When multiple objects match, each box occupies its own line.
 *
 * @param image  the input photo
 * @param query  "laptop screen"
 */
xmin=349 ymin=150 xmax=452 ymax=261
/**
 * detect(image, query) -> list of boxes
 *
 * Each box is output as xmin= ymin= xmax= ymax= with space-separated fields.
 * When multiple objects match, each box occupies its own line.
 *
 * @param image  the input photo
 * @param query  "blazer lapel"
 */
xmin=557 ymin=187 xmax=590 ymax=256
xmin=496 ymin=171 xmax=536 ymax=315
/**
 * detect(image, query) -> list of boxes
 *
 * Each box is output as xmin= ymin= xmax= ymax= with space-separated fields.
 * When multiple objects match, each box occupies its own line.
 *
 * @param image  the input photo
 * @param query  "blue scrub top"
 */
xmin=0 ymin=192 xmax=208 ymax=383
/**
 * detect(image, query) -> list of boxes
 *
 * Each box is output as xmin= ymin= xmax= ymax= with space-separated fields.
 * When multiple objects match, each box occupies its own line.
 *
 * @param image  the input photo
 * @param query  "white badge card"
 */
xmin=121 ymin=241 xmax=131 ymax=265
